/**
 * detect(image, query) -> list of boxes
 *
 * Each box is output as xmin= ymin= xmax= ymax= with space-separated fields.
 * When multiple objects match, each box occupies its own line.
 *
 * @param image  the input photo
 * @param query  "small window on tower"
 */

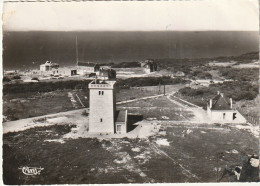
xmin=100 ymin=118 xmax=103 ymax=122
xmin=102 ymin=91 xmax=104 ymax=95
xmin=99 ymin=91 xmax=101 ymax=95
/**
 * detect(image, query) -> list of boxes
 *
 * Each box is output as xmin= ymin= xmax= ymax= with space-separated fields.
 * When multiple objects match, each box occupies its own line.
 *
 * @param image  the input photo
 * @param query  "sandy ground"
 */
xmin=233 ymin=63 xmax=259 ymax=69
xmin=208 ymin=61 xmax=237 ymax=67
xmin=3 ymin=109 xmax=86 ymax=134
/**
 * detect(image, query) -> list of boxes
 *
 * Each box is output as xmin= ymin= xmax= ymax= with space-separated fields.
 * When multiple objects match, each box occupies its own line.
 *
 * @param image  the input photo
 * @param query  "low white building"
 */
xmin=142 ymin=60 xmax=158 ymax=74
xmin=40 ymin=61 xmax=59 ymax=71
xmin=207 ymin=92 xmax=246 ymax=123
xmin=78 ymin=62 xmax=100 ymax=75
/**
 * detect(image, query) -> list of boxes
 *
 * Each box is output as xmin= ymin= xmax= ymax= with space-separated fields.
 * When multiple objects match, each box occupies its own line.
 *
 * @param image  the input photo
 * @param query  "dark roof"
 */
xmin=78 ymin=62 xmax=98 ymax=67
xmin=144 ymin=61 xmax=157 ymax=68
xmin=211 ymin=94 xmax=232 ymax=110
xmin=99 ymin=68 xmax=116 ymax=77
xmin=90 ymin=80 xmax=108 ymax=84
xmin=115 ymin=110 xmax=127 ymax=123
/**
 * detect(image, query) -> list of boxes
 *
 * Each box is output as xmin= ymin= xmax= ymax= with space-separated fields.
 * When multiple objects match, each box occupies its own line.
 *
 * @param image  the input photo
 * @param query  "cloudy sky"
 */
xmin=2 ymin=0 xmax=259 ymax=31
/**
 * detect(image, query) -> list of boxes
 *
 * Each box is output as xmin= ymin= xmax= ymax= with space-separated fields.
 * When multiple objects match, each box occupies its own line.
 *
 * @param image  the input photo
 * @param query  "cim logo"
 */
xmin=19 ymin=166 xmax=44 ymax=176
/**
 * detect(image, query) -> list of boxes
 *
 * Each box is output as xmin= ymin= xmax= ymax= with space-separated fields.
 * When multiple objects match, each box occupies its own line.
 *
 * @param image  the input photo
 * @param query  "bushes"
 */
xmin=12 ymin=75 xmax=21 ymax=80
xmin=191 ymin=70 xmax=212 ymax=79
xmin=219 ymin=67 xmax=259 ymax=81
xmin=116 ymin=76 xmax=188 ymax=89
xmin=111 ymin=62 xmax=141 ymax=68
xmin=179 ymin=87 xmax=215 ymax=97
xmin=179 ymin=81 xmax=259 ymax=101
xmin=3 ymin=76 xmax=11 ymax=82
xmin=3 ymin=80 xmax=92 ymax=95
xmin=31 ymin=77 xmax=39 ymax=81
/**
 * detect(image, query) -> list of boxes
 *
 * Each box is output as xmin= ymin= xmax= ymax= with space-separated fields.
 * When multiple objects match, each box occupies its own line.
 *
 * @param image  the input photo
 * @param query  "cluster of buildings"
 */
xmin=38 ymin=59 xmax=159 ymax=79
xmin=37 ymin=60 xmax=247 ymax=134
xmin=38 ymin=61 xmax=117 ymax=80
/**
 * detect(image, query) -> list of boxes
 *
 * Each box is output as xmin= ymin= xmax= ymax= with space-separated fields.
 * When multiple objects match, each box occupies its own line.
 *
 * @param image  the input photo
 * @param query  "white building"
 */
xmin=207 ymin=92 xmax=246 ymax=123
xmin=78 ymin=62 xmax=100 ymax=75
xmin=143 ymin=60 xmax=158 ymax=74
xmin=88 ymin=80 xmax=127 ymax=134
xmin=40 ymin=61 xmax=59 ymax=71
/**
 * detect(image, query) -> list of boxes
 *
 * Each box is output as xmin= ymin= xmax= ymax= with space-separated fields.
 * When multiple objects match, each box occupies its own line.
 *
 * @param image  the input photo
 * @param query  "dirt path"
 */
xmin=116 ymin=94 xmax=166 ymax=105
xmin=3 ymin=109 xmax=86 ymax=134
xmin=166 ymin=94 xmax=192 ymax=111
xmin=166 ymin=93 xmax=210 ymax=123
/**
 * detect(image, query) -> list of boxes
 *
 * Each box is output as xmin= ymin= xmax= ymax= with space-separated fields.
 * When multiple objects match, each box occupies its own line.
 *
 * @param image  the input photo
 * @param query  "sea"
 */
xmin=2 ymin=31 xmax=259 ymax=70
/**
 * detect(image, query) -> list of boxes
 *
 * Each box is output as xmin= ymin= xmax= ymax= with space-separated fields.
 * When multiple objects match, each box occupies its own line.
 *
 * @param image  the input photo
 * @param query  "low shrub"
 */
xmin=3 ymin=76 xmax=11 ymax=82
xmin=31 ymin=77 xmax=39 ymax=81
xmin=12 ymin=75 xmax=21 ymax=80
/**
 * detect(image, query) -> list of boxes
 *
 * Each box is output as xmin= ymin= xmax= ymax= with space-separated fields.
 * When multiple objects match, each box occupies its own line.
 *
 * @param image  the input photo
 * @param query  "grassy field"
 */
xmin=118 ymin=96 xmax=194 ymax=120
xmin=3 ymin=121 xmax=258 ymax=184
xmin=2 ymin=79 xmax=258 ymax=184
xmin=3 ymin=84 xmax=185 ymax=121
xmin=3 ymin=90 xmax=88 ymax=121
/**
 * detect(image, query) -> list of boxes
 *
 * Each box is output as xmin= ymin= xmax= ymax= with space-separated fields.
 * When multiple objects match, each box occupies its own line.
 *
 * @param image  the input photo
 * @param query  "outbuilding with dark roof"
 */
xmin=207 ymin=91 xmax=246 ymax=123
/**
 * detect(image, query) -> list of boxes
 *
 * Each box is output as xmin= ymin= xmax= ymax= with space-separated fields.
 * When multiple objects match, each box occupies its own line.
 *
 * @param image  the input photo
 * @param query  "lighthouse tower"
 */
xmin=88 ymin=80 xmax=116 ymax=133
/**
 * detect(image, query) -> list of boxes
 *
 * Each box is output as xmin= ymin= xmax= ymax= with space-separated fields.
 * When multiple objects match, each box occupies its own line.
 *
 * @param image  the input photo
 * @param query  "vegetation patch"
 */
xmin=116 ymin=76 xmax=188 ymax=89
xmin=218 ymin=67 xmax=259 ymax=82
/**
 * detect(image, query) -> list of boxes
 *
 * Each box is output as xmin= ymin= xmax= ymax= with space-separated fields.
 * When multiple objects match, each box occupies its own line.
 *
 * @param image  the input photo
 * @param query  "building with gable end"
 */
xmin=40 ymin=61 xmax=59 ymax=71
xmin=207 ymin=91 xmax=246 ymax=123
xmin=142 ymin=60 xmax=158 ymax=74
xmin=78 ymin=62 xmax=100 ymax=74
xmin=98 ymin=67 xmax=116 ymax=80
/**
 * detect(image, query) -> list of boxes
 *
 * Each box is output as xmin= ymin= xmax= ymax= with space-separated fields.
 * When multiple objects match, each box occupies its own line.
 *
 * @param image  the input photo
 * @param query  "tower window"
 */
xmin=100 ymin=118 xmax=103 ymax=122
xmin=98 ymin=91 xmax=104 ymax=95
xmin=223 ymin=113 xmax=226 ymax=120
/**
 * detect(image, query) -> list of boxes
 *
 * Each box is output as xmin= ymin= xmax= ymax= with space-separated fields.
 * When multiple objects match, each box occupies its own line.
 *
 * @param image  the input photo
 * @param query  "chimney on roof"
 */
xmin=217 ymin=91 xmax=220 ymax=95
xmin=209 ymin=99 xmax=212 ymax=109
xmin=230 ymin=98 xmax=233 ymax=109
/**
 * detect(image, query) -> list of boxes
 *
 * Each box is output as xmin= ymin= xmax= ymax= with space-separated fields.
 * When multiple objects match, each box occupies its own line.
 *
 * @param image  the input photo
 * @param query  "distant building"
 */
xmin=40 ymin=61 xmax=59 ymax=71
xmin=49 ymin=68 xmax=77 ymax=77
xmin=143 ymin=60 xmax=158 ymax=73
xmin=78 ymin=62 xmax=100 ymax=73
xmin=4 ymin=70 xmax=18 ymax=75
xmin=173 ymin=71 xmax=185 ymax=77
xmin=207 ymin=91 xmax=246 ymax=123
xmin=88 ymin=80 xmax=128 ymax=134
xmin=62 ymin=69 xmax=77 ymax=76
xmin=98 ymin=68 xmax=116 ymax=80
xmin=85 ymin=72 xmax=97 ymax=78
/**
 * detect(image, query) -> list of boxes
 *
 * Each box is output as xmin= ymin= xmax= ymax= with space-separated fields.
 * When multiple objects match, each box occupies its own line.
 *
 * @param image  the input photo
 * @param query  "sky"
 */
xmin=2 ymin=0 xmax=259 ymax=31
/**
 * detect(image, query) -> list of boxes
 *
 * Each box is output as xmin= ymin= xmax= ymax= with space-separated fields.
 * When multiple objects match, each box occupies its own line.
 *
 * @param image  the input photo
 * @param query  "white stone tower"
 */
xmin=88 ymin=80 xmax=116 ymax=133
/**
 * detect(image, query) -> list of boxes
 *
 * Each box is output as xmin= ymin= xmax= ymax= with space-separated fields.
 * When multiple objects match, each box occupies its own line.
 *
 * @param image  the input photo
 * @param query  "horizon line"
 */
xmin=3 ymin=29 xmax=259 ymax=32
